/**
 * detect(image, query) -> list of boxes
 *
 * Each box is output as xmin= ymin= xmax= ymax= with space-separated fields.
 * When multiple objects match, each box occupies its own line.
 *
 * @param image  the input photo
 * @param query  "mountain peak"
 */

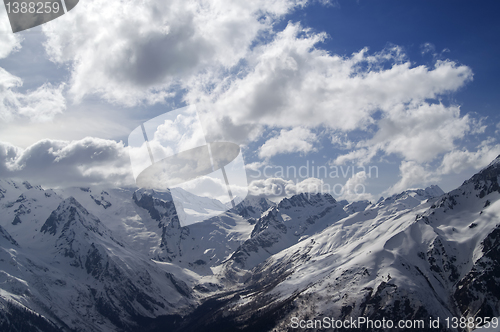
xmin=40 ymin=197 xmax=97 ymax=236
xmin=133 ymin=188 xmax=178 ymax=224
xmin=343 ymin=199 xmax=371 ymax=214
xmin=422 ymin=185 xmax=445 ymax=198
xmin=278 ymin=192 xmax=336 ymax=209
xmin=385 ymin=185 xmax=444 ymax=203
xmin=461 ymin=155 xmax=500 ymax=198
xmin=133 ymin=188 xmax=173 ymax=202
xmin=233 ymin=195 xmax=276 ymax=219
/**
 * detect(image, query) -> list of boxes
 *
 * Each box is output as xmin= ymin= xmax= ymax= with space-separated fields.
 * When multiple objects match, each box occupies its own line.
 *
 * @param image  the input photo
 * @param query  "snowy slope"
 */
xmin=1 ymin=156 xmax=500 ymax=331
xmin=51 ymin=186 xmax=256 ymax=275
xmin=0 ymin=185 xmax=196 ymax=331
xmin=182 ymin=159 xmax=500 ymax=332
xmin=0 ymin=179 xmax=62 ymax=250
xmin=221 ymin=193 xmax=350 ymax=281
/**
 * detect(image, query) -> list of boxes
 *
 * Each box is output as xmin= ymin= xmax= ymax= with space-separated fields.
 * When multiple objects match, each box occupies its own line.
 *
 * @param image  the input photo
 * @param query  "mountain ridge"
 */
xmin=0 ymin=157 xmax=499 ymax=331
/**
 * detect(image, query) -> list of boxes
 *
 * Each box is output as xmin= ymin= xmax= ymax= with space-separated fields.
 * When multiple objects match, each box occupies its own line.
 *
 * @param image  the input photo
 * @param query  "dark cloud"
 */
xmin=0 ymin=138 xmax=134 ymax=188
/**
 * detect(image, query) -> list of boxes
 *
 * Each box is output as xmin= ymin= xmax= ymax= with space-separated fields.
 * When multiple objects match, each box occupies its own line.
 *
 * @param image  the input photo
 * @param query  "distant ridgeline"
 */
xmin=0 ymin=156 xmax=500 ymax=331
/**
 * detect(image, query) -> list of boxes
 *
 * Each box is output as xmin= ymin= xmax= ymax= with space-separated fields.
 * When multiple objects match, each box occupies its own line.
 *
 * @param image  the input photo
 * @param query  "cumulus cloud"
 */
xmin=380 ymin=139 xmax=500 ymax=196
xmin=248 ymin=177 xmax=293 ymax=197
xmin=332 ymin=102 xmax=476 ymax=196
xmin=333 ymin=148 xmax=379 ymax=166
xmin=42 ymin=0 xmax=310 ymax=105
xmin=439 ymin=140 xmax=500 ymax=175
xmin=245 ymin=161 xmax=267 ymax=172
xmin=248 ymin=176 xmax=331 ymax=199
xmin=187 ymin=20 xmax=478 ymax=197
xmin=190 ymin=23 xmax=472 ymax=143
xmin=0 ymin=12 xmax=65 ymax=123
xmin=340 ymin=171 xmax=374 ymax=202
xmin=0 ymin=138 xmax=134 ymax=188
xmin=2 ymin=0 xmax=484 ymax=199
xmin=258 ymin=127 xmax=316 ymax=159
xmin=385 ymin=161 xmax=440 ymax=195
xmin=0 ymin=142 xmax=21 ymax=175
xmin=369 ymin=103 xmax=471 ymax=163
xmin=0 ymin=136 xmax=252 ymax=201
xmin=0 ymin=11 xmax=22 ymax=58
xmin=0 ymin=69 xmax=66 ymax=122
xmin=175 ymin=175 xmax=247 ymax=204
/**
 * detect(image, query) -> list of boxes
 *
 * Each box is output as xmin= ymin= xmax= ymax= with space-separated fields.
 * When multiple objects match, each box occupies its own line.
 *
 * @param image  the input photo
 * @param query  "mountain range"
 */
xmin=0 ymin=156 xmax=499 ymax=331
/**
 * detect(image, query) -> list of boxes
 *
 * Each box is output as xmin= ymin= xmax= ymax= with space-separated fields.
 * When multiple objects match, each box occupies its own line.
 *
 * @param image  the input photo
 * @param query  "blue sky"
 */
xmin=289 ymin=1 xmax=500 ymax=114
xmin=0 ymin=0 xmax=499 ymax=202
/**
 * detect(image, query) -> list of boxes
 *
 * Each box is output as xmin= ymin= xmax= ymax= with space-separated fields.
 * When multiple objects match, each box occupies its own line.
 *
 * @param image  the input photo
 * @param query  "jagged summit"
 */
xmin=386 ymin=185 xmax=445 ymax=202
xmin=461 ymin=154 xmax=500 ymax=198
xmin=278 ymin=192 xmax=336 ymax=209
xmin=343 ymin=199 xmax=371 ymax=214
xmin=373 ymin=185 xmax=445 ymax=214
xmin=40 ymin=196 xmax=103 ymax=236
xmin=133 ymin=187 xmax=173 ymax=202
xmin=233 ymin=195 xmax=275 ymax=219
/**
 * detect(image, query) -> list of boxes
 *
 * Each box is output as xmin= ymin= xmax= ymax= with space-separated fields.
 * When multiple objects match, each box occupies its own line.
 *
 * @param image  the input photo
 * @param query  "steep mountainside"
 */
xmin=0 ymin=183 xmax=195 ymax=331
xmin=169 ymin=158 xmax=500 ymax=332
xmin=0 ymin=156 xmax=500 ymax=331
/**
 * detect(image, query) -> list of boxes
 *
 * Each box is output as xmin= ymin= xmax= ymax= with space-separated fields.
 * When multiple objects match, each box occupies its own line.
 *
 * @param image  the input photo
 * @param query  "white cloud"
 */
xmin=332 ymin=102 xmax=473 ymax=173
xmin=381 ymin=139 xmax=500 ymax=196
xmin=16 ymin=83 xmax=66 ymax=122
xmin=199 ymin=27 xmax=475 ymax=196
xmin=0 ymin=13 xmax=64 ymax=124
xmin=333 ymin=148 xmax=378 ymax=166
xmin=385 ymin=161 xmax=440 ymax=195
xmin=0 ymin=11 xmax=22 ymax=59
xmin=1 ymin=0 xmax=483 ymax=200
xmin=0 ymin=141 xmax=21 ymax=175
xmin=190 ymin=23 xmax=472 ymax=143
xmin=0 ymin=68 xmax=66 ymax=122
xmin=369 ymin=103 xmax=471 ymax=163
xmin=0 ymin=136 xmax=251 ymax=199
xmin=340 ymin=171 xmax=374 ymax=202
xmin=258 ymin=127 xmax=316 ymax=159
xmin=248 ymin=177 xmax=294 ymax=197
xmin=42 ymin=0 xmax=310 ymax=106
xmin=330 ymin=133 xmax=354 ymax=150
xmin=245 ymin=161 xmax=267 ymax=172
xmin=248 ymin=176 xmax=332 ymax=199
xmin=174 ymin=175 xmax=247 ymax=203
xmin=439 ymin=141 xmax=500 ymax=175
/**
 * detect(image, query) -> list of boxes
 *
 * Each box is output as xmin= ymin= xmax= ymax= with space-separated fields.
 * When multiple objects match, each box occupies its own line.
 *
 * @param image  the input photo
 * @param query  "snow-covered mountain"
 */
xmin=0 ymin=182 xmax=195 ymax=331
xmin=221 ymin=193 xmax=350 ymax=282
xmin=172 ymin=157 xmax=500 ymax=332
xmin=0 ymin=156 xmax=500 ymax=331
